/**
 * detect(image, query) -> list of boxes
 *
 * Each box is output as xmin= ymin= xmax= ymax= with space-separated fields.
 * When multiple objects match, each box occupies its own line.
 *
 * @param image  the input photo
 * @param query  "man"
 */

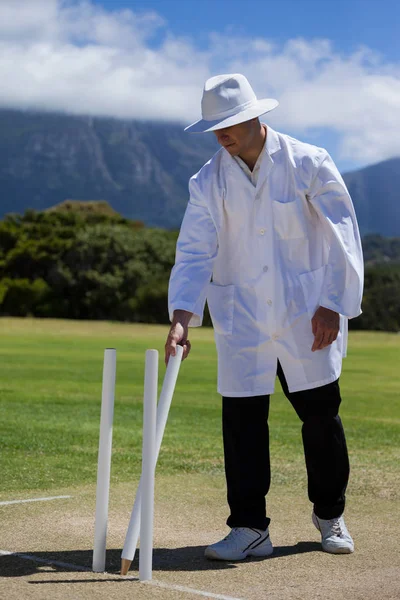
xmin=165 ymin=74 xmax=364 ymax=561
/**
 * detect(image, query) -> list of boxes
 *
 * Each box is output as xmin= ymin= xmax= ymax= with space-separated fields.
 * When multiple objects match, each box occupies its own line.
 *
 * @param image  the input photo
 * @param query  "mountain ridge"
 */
xmin=0 ymin=109 xmax=399 ymax=236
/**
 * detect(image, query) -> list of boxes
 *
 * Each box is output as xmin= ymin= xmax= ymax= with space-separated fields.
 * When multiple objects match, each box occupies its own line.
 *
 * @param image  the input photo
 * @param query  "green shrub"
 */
xmin=0 ymin=278 xmax=51 ymax=317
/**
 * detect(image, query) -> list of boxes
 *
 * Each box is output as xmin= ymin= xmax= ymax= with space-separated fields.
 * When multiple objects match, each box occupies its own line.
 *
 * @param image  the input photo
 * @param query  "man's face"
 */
xmin=213 ymin=120 xmax=256 ymax=156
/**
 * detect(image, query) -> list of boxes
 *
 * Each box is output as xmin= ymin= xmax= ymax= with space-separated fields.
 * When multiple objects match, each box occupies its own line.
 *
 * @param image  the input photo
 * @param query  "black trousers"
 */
xmin=223 ymin=362 xmax=350 ymax=530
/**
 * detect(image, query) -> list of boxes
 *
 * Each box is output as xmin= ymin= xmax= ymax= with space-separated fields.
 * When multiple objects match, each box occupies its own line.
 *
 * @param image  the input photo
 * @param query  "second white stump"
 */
xmin=139 ymin=349 xmax=158 ymax=581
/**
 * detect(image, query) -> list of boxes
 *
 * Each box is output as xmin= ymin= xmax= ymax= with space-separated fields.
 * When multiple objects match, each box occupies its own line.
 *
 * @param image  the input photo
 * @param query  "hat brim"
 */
xmin=184 ymin=98 xmax=279 ymax=133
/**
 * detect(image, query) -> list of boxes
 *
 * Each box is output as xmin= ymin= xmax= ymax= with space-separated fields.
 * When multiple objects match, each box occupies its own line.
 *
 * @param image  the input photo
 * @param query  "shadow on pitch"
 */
xmin=1 ymin=542 xmax=321 ymax=580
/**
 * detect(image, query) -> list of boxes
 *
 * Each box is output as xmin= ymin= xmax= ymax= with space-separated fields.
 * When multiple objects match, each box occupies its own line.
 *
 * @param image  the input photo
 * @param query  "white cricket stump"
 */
xmin=139 ymin=349 xmax=158 ymax=581
xmin=121 ymin=345 xmax=183 ymax=576
xmin=92 ymin=348 xmax=116 ymax=573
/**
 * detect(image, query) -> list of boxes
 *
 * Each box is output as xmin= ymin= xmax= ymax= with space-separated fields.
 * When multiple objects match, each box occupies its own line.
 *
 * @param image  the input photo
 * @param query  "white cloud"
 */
xmin=0 ymin=0 xmax=58 ymax=42
xmin=0 ymin=0 xmax=399 ymax=166
xmin=216 ymin=38 xmax=400 ymax=164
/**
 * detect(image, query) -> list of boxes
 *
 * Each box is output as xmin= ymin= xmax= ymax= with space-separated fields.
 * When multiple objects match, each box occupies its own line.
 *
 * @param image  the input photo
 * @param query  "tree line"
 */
xmin=0 ymin=207 xmax=399 ymax=331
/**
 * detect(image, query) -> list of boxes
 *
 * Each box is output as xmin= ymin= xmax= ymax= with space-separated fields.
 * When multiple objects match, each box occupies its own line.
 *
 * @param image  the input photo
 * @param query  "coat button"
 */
xmin=260 ymin=228 xmax=265 ymax=235
xmin=267 ymin=299 xmax=272 ymax=305
xmin=263 ymin=266 xmax=269 ymax=272
xmin=272 ymin=334 xmax=279 ymax=340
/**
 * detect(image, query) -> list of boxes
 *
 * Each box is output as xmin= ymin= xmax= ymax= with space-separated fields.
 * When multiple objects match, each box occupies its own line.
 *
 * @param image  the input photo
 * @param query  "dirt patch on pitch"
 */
xmin=1 ymin=474 xmax=399 ymax=600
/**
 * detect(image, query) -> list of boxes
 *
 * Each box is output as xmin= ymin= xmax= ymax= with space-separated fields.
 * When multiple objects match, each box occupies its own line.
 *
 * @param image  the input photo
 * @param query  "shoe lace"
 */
xmin=327 ymin=518 xmax=343 ymax=537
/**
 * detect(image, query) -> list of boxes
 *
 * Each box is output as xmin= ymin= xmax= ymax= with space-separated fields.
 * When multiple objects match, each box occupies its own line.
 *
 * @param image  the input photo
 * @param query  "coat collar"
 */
xmin=222 ymin=125 xmax=281 ymax=192
xmin=264 ymin=125 xmax=281 ymax=156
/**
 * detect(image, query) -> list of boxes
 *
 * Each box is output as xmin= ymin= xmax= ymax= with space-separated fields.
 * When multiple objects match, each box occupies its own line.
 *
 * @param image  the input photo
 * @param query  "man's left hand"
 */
xmin=311 ymin=306 xmax=340 ymax=352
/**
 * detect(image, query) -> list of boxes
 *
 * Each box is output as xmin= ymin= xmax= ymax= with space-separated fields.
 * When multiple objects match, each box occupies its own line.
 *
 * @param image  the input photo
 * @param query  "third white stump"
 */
xmin=120 ymin=345 xmax=183 ymax=576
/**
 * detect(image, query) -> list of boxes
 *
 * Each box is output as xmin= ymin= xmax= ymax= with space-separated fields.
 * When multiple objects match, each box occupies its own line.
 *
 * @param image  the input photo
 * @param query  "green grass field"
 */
xmin=0 ymin=318 xmax=399 ymax=501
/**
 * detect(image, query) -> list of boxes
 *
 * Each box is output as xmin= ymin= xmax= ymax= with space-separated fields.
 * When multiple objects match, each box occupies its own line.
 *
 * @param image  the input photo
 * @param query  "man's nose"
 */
xmin=217 ymin=133 xmax=229 ymax=143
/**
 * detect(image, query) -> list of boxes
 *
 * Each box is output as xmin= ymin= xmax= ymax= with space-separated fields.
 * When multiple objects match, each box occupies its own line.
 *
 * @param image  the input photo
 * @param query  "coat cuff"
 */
xmin=169 ymin=302 xmax=203 ymax=327
xmin=319 ymin=297 xmax=362 ymax=319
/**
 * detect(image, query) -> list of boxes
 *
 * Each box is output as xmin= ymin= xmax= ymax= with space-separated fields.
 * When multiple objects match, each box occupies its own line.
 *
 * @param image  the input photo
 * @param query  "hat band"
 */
xmin=202 ymin=98 xmax=258 ymax=122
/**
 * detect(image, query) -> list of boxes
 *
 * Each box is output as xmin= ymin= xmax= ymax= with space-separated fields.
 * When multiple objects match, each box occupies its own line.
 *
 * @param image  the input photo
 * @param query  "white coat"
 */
xmin=168 ymin=126 xmax=364 ymax=396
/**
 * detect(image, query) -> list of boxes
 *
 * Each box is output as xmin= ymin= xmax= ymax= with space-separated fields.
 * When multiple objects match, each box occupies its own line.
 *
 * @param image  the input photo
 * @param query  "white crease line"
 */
xmin=0 ymin=549 xmax=244 ymax=600
xmin=0 ymin=549 xmax=88 ymax=571
xmin=0 ymin=495 xmax=72 ymax=506
xmin=145 ymin=579 xmax=245 ymax=600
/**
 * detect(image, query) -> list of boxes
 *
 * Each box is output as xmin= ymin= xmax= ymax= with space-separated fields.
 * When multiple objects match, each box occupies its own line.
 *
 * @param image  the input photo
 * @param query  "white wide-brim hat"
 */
xmin=185 ymin=73 xmax=278 ymax=133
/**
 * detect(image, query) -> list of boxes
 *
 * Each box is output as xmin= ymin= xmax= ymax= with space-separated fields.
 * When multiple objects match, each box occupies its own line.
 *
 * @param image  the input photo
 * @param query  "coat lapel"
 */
xmin=255 ymin=126 xmax=281 ymax=195
xmin=221 ymin=126 xmax=282 ymax=196
xmin=221 ymin=149 xmax=255 ymax=193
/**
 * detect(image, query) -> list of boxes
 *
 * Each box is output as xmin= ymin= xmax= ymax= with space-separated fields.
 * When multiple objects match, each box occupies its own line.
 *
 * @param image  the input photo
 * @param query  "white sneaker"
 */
xmin=205 ymin=527 xmax=273 ymax=561
xmin=312 ymin=512 xmax=354 ymax=554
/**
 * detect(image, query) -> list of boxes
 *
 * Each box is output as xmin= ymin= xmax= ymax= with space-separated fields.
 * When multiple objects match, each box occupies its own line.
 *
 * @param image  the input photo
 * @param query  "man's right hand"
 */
xmin=164 ymin=310 xmax=193 ymax=365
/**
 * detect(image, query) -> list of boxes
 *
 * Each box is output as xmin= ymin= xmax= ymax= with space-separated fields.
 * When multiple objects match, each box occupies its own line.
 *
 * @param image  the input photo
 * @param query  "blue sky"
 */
xmin=98 ymin=0 xmax=400 ymax=61
xmin=1 ymin=0 xmax=399 ymax=173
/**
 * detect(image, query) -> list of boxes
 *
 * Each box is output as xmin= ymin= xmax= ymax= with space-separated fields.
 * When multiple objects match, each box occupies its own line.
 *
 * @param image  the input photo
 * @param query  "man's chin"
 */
xmin=224 ymin=145 xmax=239 ymax=156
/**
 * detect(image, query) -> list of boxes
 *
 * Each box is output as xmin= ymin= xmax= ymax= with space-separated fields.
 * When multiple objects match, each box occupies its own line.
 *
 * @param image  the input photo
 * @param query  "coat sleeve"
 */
xmin=308 ymin=152 xmax=364 ymax=319
xmin=168 ymin=175 xmax=218 ymax=327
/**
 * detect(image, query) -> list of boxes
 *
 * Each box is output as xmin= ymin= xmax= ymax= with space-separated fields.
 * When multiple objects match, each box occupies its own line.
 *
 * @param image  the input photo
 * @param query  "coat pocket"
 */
xmin=272 ymin=199 xmax=306 ymax=240
xmin=207 ymin=282 xmax=234 ymax=335
xmin=298 ymin=265 xmax=326 ymax=320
